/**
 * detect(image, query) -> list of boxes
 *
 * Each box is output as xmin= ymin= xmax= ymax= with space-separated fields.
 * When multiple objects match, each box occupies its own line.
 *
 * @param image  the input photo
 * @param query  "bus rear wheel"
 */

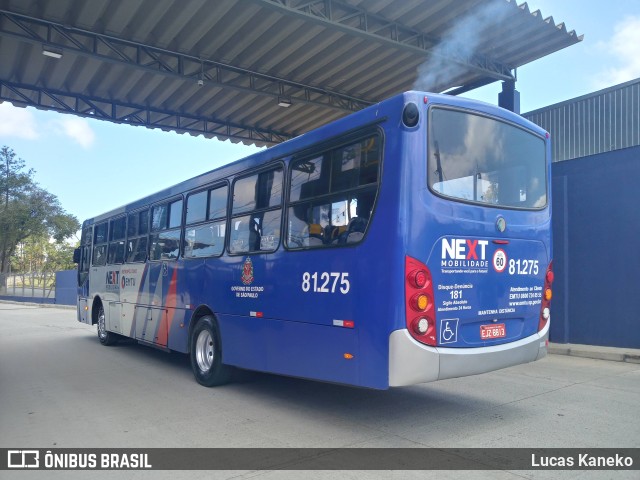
xmin=190 ymin=315 xmax=231 ymax=387
xmin=96 ymin=303 xmax=118 ymax=346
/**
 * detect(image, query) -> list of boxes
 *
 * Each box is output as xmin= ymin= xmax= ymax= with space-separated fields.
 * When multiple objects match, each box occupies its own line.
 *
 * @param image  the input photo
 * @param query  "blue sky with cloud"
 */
xmin=1 ymin=0 xmax=639 ymax=231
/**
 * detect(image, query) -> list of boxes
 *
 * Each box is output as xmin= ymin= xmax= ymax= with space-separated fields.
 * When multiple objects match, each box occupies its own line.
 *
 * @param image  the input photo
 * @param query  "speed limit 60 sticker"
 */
xmin=493 ymin=249 xmax=507 ymax=273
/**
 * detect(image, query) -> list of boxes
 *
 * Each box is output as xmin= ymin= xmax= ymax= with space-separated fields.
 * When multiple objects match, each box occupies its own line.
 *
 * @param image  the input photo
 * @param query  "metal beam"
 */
xmin=0 ymin=9 xmax=373 ymax=113
xmin=443 ymin=77 xmax=497 ymax=96
xmin=250 ymin=0 xmax=515 ymax=82
xmin=0 ymin=81 xmax=292 ymax=146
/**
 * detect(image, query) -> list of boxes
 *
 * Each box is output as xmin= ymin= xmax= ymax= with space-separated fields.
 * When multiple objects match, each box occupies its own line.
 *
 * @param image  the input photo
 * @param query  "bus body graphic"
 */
xmin=75 ymin=91 xmax=553 ymax=389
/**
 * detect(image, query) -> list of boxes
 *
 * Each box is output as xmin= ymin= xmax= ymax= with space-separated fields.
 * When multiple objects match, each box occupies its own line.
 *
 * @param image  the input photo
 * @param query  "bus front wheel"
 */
xmin=190 ymin=315 xmax=231 ymax=387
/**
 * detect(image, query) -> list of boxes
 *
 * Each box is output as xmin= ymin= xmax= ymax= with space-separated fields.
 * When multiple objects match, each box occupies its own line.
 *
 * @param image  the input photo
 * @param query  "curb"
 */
xmin=0 ymin=299 xmax=76 ymax=310
xmin=549 ymin=343 xmax=640 ymax=364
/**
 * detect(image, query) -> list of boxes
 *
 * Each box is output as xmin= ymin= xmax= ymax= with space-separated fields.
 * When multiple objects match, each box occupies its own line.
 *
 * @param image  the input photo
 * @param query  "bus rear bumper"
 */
xmin=388 ymin=322 xmax=549 ymax=387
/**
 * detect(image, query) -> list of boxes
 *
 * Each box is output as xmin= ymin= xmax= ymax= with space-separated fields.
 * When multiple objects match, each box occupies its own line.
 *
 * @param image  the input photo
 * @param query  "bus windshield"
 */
xmin=428 ymin=107 xmax=547 ymax=209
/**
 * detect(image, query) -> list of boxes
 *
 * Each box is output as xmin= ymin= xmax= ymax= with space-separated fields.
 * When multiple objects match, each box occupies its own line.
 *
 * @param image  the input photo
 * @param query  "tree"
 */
xmin=0 ymin=146 xmax=80 ymax=288
xmin=11 ymin=235 xmax=78 ymax=274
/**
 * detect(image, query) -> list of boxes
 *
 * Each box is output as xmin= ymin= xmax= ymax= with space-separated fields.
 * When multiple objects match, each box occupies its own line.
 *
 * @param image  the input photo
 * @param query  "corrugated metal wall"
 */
xmin=524 ymin=79 xmax=640 ymax=348
xmin=551 ymin=146 xmax=640 ymax=348
xmin=523 ymin=78 xmax=640 ymax=162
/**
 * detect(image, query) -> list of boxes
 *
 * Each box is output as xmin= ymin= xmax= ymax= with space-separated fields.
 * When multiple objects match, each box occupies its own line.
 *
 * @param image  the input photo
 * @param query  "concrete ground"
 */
xmin=1 ymin=302 xmax=638 ymax=480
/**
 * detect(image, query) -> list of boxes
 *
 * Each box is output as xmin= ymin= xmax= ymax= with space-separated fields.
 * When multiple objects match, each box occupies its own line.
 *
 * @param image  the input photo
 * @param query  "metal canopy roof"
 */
xmin=0 ymin=0 xmax=582 ymax=147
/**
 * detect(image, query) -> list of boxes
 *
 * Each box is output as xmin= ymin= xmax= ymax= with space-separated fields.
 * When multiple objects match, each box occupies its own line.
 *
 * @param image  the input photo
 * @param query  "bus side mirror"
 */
xmin=73 ymin=248 xmax=81 ymax=264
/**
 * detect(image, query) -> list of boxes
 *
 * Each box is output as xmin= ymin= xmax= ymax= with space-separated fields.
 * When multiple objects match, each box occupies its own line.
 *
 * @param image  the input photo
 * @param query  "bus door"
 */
xmin=137 ymin=197 xmax=183 ymax=346
xmin=76 ymin=225 xmax=92 ymax=324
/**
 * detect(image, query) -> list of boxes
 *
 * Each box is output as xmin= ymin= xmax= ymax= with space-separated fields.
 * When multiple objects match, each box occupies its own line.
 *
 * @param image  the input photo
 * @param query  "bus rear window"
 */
xmin=428 ymin=108 xmax=547 ymax=209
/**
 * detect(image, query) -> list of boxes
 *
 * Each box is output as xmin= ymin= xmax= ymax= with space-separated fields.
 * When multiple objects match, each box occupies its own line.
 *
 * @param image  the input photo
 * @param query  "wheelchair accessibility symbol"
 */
xmin=440 ymin=319 xmax=459 ymax=344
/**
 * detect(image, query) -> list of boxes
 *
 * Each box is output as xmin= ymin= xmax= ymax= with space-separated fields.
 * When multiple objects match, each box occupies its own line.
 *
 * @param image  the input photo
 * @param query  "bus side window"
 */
xmin=107 ymin=216 xmax=126 ymax=264
xmin=286 ymin=134 xmax=380 ymax=250
xmin=230 ymin=219 xmax=248 ymax=253
xmin=183 ymin=184 xmax=228 ymax=258
xmin=126 ymin=209 xmax=149 ymax=263
xmin=149 ymin=199 xmax=183 ymax=261
xmin=229 ymin=168 xmax=282 ymax=255
xmin=92 ymin=222 xmax=108 ymax=266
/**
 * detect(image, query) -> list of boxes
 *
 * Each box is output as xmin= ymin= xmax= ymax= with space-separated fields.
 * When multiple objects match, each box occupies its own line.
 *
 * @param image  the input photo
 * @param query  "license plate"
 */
xmin=480 ymin=324 xmax=506 ymax=340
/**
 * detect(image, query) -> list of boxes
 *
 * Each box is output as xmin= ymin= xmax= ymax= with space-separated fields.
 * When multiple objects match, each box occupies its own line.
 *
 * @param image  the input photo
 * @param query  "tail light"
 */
xmin=405 ymin=256 xmax=436 ymax=346
xmin=538 ymin=261 xmax=554 ymax=331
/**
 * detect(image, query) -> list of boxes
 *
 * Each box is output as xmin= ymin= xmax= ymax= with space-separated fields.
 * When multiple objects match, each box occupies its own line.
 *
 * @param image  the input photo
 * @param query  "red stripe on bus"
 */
xmin=156 ymin=268 xmax=178 ymax=346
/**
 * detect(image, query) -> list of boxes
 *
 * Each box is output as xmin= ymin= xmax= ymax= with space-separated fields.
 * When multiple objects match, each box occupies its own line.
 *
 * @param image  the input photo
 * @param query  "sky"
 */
xmin=1 ymin=0 xmax=639 ymax=235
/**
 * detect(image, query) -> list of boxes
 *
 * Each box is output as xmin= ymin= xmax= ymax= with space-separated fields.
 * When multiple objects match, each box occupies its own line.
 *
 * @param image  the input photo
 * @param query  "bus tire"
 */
xmin=96 ymin=303 xmax=118 ymax=346
xmin=190 ymin=315 xmax=231 ymax=387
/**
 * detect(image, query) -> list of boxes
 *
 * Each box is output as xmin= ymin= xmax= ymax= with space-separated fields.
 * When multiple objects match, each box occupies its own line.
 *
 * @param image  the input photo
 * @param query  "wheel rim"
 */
xmin=195 ymin=330 xmax=214 ymax=373
xmin=98 ymin=308 xmax=106 ymax=339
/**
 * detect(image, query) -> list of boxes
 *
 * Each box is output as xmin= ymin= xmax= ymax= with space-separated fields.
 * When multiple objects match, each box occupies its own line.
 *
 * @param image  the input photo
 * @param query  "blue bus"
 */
xmin=75 ymin=91 xmax=554 ymax=389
